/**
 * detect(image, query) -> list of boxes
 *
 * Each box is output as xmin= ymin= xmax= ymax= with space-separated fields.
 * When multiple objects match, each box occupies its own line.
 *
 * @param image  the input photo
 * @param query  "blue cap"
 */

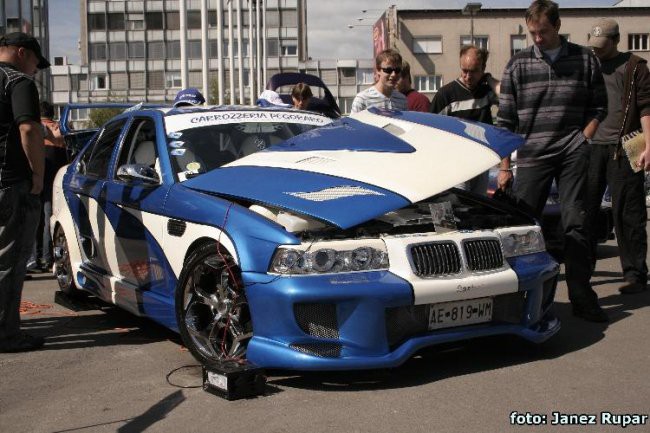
xmin=173 ymin=88 xmax=206 ymax=107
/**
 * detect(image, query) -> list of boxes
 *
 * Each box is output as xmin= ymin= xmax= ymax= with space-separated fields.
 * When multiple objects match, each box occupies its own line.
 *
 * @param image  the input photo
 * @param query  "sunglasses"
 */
xmin=380 ymin=67 xmax=402 ymax=75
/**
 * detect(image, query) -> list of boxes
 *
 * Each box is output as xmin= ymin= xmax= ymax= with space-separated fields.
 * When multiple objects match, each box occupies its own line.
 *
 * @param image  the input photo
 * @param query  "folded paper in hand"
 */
xmin=621 ymin=129 xmax=645 ymax=173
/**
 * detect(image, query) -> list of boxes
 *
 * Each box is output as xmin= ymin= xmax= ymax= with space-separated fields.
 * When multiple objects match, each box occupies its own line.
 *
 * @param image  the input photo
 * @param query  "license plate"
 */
xmin=428 ymin=297 xmax=493 ymax=330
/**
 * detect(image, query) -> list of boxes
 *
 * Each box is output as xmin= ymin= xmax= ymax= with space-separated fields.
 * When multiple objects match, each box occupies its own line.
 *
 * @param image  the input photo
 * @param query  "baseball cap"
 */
xmin=0 ymin=32 xmax=50 ymax=69
xmin=173 ymin=87 xmax=206 ymax=107
xmin=588 ymin=18 xmax=619 ymax=49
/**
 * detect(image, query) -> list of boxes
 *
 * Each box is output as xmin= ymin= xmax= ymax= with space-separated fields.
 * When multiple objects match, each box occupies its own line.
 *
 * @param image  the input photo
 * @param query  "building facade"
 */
xmin=1 ymin=0 xmax=50 ymax=96
xmin=51 ymin=0 xmax=306 ymax=107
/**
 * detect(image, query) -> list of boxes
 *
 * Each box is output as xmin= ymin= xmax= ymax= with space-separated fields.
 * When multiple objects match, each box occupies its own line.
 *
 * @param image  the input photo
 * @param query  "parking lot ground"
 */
xmin=1 ymin=235 xmax=649 ymax=433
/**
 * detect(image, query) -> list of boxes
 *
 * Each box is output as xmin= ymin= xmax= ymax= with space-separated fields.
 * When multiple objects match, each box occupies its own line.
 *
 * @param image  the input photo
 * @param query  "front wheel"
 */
xmin=53 ymin=226 xmax=78 ymax=295
xmin=175 ymin=243 xmax=252 ymax=365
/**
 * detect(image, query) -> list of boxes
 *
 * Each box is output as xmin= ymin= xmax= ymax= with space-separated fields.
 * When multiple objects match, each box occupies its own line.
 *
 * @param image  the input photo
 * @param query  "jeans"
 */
xmin=0 ymin=181 xmax=41 ymax=340
xmin=27 ymin=199 xmax=52 ymax=266
xmin=587 ymin=143 xmax=648 ymax=285
xmin=514 ymin=143 xmax=598 ymax=304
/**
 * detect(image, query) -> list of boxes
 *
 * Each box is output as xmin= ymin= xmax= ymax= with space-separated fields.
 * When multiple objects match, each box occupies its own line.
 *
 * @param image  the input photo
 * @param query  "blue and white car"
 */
xmin=51 ymin=105 xmax=560 ymax=370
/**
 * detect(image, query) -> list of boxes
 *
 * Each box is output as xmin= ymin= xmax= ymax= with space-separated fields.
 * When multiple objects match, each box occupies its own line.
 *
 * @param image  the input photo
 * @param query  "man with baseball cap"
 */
xmin=585 ymin=18 xmax=650 ymax=295
xmin=0 ymin=32 xmax=50 ymax=352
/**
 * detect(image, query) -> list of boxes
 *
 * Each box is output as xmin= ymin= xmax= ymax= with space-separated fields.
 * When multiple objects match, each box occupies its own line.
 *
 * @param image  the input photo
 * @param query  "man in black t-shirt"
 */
xmin=431 ymin=45 xmax=499 ymax=195
xmin=0 ymin=32 xmax=50 ymax=352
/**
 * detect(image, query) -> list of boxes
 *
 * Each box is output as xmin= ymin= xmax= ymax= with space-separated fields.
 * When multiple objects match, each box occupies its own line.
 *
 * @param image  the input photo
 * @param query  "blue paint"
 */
xmin=182 ymin=166 xmax=410 ymax=230
xmin=267 ymin=117 xmax=416 ymax=153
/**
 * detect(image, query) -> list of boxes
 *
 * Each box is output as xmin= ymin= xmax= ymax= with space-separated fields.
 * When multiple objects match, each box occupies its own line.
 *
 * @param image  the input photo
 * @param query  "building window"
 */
xmin=166 ymin=72 xmax=182 ymax=89
xmin=107 ymin=13 xmax=125 ymax=31
xmin=89 ymin=43 xmax=107 ymax=60
xmin=167 ymin=41 xmax=181 ymax=59
xmin=111 ymin=73 xmax=128 ymax=90
xmin=91 ymin=75 xmax=108 ymax=90
xmin=267 ymin=39 xmax=279 ymax=57
xmin=208 ymin=11 xmax=218 ymax=27
xmin=127 ymin=14 xmax=144 ymax=30
xmin=88 ymin=13 xmax=106 ymax=31
xmin=128 ymin=41 xmax=145 ymax=58
xmin=129 ymin=72 xmax=145 ymax=89
xmin=629 ymin=34 xmax=649 ymax=51
xmin=266 ymin=11 xmax=280 ymax=27
xmin=415 ymin=75 xmax=442 ymax=93
xmin=511 ymin=35 xmax=527 ymax=56
xmin=149 ymin=41 xmax=165 ymax=59
xmin=460 ymin=36 xmax=488 ymax=50
xmin=147 ymin=71 xmax=164 ymax=89
xmin=187 ymin=11 xmax=201 ymax=29
xmin=166 ymin=12 xmax=180 ymax=30
xmin=338 ymin=97 xmax=354 ymax=115
xmin=188 ymin=40 xmax=202 ymax=59
xmin=413 ymin=37 xmax=442 ymax=54
xmin=357 ymin=69 xmax=375 ymax=84
xmin=281 ymin=41 xmax=297 ymax=56
xmin=109 ymin=42 xmax=127 ymax=60
xmin=145 ymin=12 xmax=164 ymax=30
xmin=280 ymin=10 xmax=297 ymax=27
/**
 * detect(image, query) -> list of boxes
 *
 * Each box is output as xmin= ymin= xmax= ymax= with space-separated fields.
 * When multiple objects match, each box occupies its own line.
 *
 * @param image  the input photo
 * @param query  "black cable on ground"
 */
xmin=165 ymin=364 xmax=203 ymax=389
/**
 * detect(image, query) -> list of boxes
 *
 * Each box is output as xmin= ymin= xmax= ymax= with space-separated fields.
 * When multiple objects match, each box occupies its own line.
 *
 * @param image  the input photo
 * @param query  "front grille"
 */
xmin=385 ymin=292 xmax=526 ymax=348
xmin=410 ymin=241 xmax=462 ymax=276
xmin=290 ymin=343 xmax=342 ymax=358
xmin=463 ymin=239 xmax=504 ymax=271
xmin=541 ymin=276 xmax=557 ymax=313
xmin=294 ymin=303 xmax=339 ymax=339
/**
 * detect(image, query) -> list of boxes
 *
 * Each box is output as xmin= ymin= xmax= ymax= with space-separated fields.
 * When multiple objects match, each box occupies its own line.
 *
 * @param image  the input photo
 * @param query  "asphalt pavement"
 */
xmin=1 ymin=229 xmax=649 ymax=433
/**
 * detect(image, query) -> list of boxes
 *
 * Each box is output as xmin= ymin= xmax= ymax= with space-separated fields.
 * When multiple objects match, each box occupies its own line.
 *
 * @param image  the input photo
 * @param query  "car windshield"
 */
xmin=168 ymin=121 xmax=321 ymax=181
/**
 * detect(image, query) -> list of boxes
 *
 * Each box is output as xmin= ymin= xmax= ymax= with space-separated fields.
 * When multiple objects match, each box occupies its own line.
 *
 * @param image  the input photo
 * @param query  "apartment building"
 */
xmin=51 ymin=0 xmax=306 ymax=107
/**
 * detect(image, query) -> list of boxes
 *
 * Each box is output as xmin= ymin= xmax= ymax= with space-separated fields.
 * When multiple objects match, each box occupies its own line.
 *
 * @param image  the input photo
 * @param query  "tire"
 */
xmin=53 ymin=225 xmax=78 ymax=295
xmin=175 ymin=242 xmax=252 ymax=365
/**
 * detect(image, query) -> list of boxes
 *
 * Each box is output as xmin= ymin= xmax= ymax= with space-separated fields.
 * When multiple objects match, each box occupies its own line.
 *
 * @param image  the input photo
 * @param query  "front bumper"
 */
xmin=244 ymin=251 xmax=559 ymax=371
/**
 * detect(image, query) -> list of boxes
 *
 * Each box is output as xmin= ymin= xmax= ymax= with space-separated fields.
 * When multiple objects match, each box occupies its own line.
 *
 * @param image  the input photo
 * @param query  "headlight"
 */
xmin=499 ymin=227 xmax=546 ymax=257
xmin=270 ymin=240 xmax=389 ymax=275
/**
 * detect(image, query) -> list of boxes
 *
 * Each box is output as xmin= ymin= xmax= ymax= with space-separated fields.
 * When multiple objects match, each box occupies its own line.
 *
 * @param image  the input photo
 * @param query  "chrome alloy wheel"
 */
xmin=53 ymin=226 xmax=75 ymax=293
xmin=181 ymin=253 xmax=252 ymax=361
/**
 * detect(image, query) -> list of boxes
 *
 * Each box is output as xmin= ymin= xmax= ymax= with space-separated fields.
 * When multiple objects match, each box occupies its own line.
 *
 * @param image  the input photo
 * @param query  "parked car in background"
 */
xmin=52 ymin=106 xmax=560 ymax=371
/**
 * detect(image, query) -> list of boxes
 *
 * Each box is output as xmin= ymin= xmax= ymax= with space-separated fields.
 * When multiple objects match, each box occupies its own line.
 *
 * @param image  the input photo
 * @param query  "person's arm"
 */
xmin=497 ymin=156 xmax=513 ymax=191
xmin=636 ymin=116 xmax=650 ymax=171
xmin=583 ymin=118 xmax=600 ymax=140
xmin=350 ymin=92 xmax=366 ymax=114
xmin=20 ymin=120 xmax=45 ymax=195
xmin=495 ymin=63 xmax=517 ymax=191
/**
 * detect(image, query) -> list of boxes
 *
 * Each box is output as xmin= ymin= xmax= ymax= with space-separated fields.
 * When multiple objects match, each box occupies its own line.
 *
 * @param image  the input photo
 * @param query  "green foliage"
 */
xmin=209 ymin=76 xmax=219 ymax=105
xmin=88 ymin=108 xmax=124 ymax=128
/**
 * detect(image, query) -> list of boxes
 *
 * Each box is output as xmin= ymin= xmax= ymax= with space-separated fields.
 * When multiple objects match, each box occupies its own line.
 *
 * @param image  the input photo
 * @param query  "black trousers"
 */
xmin=515 ymin=144 xmax=598 ymax=304
xmin=586 ymin=143 xmax=648 ymax=285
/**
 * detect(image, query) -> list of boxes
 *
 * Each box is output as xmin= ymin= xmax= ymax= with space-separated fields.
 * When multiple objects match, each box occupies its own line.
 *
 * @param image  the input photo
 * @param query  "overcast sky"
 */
xmin=49 ymin=0 xmax=617 ymax=64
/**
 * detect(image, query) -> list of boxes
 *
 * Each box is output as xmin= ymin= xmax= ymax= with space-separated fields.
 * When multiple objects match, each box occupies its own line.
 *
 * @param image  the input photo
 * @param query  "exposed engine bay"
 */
xmin=249 ymin=189 xmax=536 ymax=241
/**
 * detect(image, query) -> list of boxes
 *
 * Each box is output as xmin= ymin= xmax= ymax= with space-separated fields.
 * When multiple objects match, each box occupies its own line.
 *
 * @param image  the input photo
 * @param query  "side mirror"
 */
xmin=117 ymin=164 xmax=160 ymax=185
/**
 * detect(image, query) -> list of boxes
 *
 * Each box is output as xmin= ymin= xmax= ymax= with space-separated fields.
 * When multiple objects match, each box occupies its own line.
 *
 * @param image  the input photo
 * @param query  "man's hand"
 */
xmin=497 ymin=169 xmax=513 ymax=191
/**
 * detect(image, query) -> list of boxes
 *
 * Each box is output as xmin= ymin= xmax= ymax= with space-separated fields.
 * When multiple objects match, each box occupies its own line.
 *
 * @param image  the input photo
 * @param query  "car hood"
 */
xmin=183 ymin=108 xmax=523 ymax=229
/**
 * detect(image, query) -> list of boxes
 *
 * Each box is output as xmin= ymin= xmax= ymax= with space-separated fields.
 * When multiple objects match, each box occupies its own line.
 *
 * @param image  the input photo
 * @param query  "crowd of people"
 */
xmin=1 ymin=0 xmax=649 ymax=353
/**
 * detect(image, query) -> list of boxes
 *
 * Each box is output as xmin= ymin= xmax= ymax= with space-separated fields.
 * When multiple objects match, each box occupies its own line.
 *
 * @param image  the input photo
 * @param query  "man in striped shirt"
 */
xmin=496 ymin=0 xmax=608 ymax=322
xmin=350 ymin=49 xmax=407 ymax=113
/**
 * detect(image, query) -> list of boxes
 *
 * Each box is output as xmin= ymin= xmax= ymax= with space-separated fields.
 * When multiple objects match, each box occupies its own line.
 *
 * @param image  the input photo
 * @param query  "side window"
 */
xmin=116 ymin=118 xmax=159 ymax=173
xmin=84 ymin=119 xmax=127 ymax=178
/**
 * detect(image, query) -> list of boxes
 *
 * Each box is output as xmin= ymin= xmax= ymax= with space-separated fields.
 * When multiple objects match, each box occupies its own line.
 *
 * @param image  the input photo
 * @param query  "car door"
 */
xmin=65 ymin=118 xmax=128 ymax=276
xmin=101 ymin=115 xmax=173 ymax=307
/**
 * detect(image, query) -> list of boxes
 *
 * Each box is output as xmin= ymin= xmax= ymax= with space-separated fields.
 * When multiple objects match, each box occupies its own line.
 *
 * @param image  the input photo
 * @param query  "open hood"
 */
xmin=183 ymin=108 xmax=523 ymax=229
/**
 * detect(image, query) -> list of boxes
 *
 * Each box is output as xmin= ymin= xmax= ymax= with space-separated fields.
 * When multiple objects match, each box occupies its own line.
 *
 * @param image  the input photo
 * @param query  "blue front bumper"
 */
xmin=244 ymin=251 xmax=560 ymax=370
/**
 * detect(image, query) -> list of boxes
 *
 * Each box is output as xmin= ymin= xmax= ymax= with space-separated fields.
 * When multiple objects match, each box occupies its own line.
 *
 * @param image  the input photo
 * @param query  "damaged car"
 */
xmin=51 ymin=105 xmax=560 ymax=370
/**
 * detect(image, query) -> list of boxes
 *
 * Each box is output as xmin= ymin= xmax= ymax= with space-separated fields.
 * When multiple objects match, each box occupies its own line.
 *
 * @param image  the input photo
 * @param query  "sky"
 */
xmin=49 ymin=0 xmax=618 ymax=64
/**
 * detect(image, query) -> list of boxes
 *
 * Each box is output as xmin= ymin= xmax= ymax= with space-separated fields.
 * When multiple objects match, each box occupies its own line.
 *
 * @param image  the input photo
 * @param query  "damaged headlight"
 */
xmin=498 ymin=227 xmax=546 ymax=258
xmin=270 ymin=240 xmax=389 ymax=275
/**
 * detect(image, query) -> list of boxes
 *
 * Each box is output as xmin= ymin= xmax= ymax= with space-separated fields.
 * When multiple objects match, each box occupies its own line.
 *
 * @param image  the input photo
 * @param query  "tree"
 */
xmin=88 ymin=107 xmax=124 ymax=128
